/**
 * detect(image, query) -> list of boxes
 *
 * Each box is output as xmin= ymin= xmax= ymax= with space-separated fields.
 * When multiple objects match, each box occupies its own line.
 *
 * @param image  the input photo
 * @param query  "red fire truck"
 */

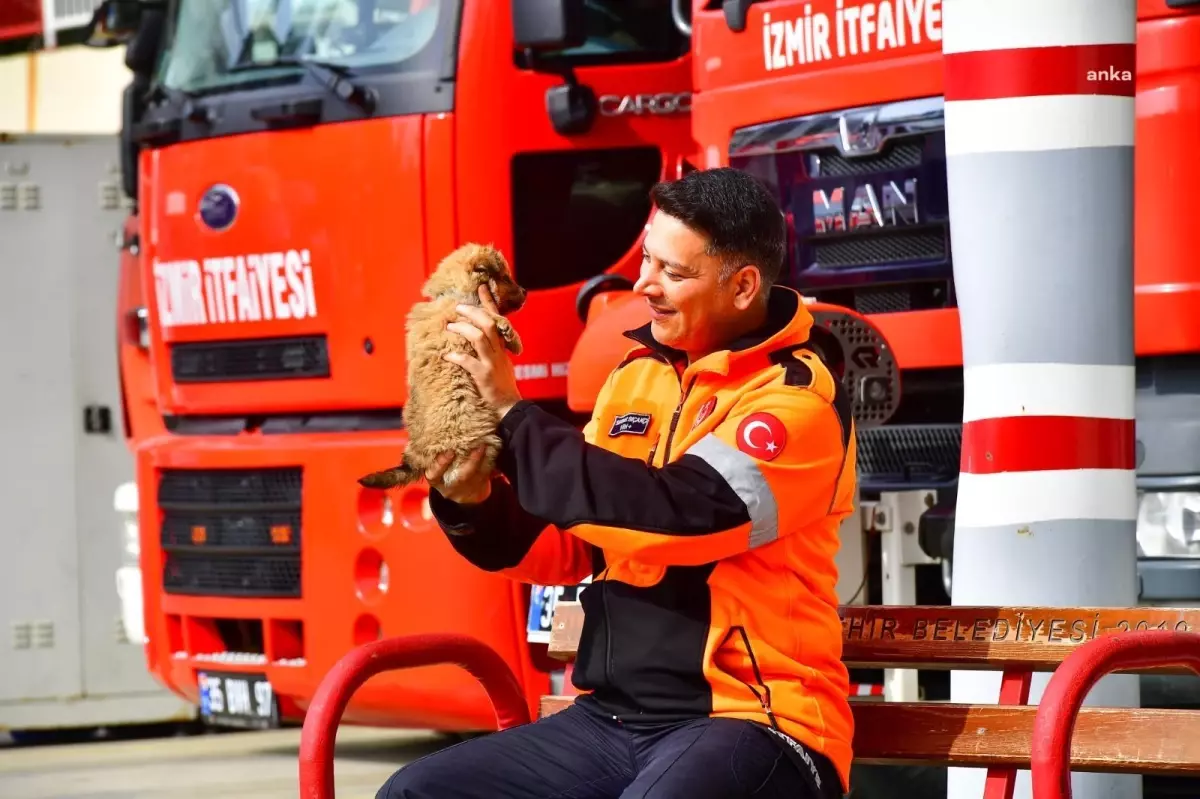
xmin=675 ymin=0 xmax=1200 ymax=653
xmin=555 ymin=0 xmax=1200 ymax=748
xmin=90 ymin=0 xmax=695 ymax=732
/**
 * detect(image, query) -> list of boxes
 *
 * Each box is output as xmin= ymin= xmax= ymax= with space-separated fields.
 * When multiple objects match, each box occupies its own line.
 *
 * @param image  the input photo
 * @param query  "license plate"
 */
xmin=198 ymin=670 xmax=278 ymax=729
xmin=527 ymin=578 xmax=590 ymax=644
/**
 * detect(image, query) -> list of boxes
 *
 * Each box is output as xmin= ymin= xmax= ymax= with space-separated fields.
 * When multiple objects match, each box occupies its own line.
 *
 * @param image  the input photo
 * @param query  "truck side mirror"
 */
xmin=84 ymin=0 xmax=144 ymax=48
xmin=512 ymin=0 xmax=587 ymax=51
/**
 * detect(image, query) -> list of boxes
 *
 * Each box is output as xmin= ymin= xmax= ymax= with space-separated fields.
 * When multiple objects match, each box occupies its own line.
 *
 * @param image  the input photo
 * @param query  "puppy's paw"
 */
xmin=495 ymin=317 xmax=523 ymax=355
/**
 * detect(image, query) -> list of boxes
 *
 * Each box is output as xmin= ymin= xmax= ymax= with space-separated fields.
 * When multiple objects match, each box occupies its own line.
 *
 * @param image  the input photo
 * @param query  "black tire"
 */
xmin=8 ymin=727 xmax=98 ymax=746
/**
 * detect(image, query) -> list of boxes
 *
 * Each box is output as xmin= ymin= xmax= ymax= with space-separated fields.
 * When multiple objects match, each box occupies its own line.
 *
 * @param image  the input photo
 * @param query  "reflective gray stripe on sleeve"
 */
xmin=686 ymin=433 xmax=780 ymax=548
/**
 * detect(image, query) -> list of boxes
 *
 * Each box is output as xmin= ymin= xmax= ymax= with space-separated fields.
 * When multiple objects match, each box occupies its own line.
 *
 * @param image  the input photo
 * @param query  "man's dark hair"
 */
xmin=648 ymin=167 xmax=788 ymax=288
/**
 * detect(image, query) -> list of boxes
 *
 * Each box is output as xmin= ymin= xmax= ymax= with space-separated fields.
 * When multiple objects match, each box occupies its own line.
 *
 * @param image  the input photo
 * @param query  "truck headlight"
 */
xmin=1137 ymin=491 xmax=1200 ymax=558
xmin=113 ymin=481 xmax=146 ymax=644
xmin=123 ymin=516 xmax=140 ymax=561
xmin=114 ymin=481 xmax=140 ymax=566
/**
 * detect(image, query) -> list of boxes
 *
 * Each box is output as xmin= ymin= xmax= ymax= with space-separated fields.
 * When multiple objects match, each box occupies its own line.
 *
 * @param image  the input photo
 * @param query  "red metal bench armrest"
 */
xmin=298 ymin=633 xmax=532 ymax=799
xmin=1031 ymin=630 xmax=1200 ymax=799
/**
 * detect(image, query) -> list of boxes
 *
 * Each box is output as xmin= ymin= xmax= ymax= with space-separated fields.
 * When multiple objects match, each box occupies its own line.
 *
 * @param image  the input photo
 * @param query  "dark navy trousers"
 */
xmin=377 ymin=697 xmax=844 ymax=799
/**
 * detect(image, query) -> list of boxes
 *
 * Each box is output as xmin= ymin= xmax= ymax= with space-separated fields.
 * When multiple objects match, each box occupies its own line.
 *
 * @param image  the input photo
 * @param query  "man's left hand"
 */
xmin=445 ymin=285 xmax=523 ymax=419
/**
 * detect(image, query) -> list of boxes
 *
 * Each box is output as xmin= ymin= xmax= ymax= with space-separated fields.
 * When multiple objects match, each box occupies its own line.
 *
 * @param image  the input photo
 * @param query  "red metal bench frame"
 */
xmin=297 ymin=628 xmax=1200 ymax=799
xmin=1031 ymin=629 xmax=1200 ymax=799
xmin=298 ymin=633 xmax=530 ymax=799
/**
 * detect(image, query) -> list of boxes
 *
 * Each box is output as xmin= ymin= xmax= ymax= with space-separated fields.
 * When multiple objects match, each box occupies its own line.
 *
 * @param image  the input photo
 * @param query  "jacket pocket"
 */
xmin=720 ymin=625 xmax=781 ymax=731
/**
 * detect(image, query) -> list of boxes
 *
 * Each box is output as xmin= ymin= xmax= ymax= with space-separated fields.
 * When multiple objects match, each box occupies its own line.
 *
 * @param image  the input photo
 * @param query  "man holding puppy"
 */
xmin=377 ymin=167 xmax=855 ymax=799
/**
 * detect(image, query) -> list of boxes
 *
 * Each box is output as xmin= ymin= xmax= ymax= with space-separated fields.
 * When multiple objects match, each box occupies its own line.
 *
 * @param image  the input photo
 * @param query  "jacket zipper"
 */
xmin=604 ymin=348 xmax=684 ymax=720
xmin=723 ymin=626 xmax=781 ymax=730
xmin=645 ymin=436 xmax=660 ymax=465
xmin=660 ymin=374 xmax=697 ymax=466
xmin=601 ymin=581 xmax=615 ymax=694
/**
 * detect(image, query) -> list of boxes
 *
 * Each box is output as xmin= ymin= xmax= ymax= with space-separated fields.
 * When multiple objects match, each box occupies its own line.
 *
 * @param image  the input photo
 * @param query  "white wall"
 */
xmin=0 ymin=45 xmax=130 ymax=135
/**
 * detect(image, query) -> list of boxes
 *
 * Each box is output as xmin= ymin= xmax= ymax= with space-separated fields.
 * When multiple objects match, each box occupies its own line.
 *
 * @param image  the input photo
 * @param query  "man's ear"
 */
xmin=730 ymin=264 xmax=764 ymax=310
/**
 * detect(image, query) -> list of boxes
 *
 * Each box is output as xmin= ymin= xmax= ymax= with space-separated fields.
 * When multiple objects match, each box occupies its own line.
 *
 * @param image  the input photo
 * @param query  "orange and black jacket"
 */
xmin=430 ymin=286 xmax=856 ymax=792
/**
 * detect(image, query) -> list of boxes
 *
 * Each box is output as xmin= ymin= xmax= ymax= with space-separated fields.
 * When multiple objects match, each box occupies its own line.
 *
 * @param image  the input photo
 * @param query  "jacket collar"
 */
xmin=622 ymin=286 xmax=813 ymax=378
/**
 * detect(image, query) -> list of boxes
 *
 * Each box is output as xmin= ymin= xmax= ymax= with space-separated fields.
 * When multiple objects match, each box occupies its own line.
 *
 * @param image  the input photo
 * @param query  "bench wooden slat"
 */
xmin=547 ymin=603 xmax=1200 ymax=672
xmin=858 ymin=703 xmax=1200 ymax=775
xmin=547 ymin=602 xmax=582 ymax=661
xmin=537 ymin=697 xmax=1200 ymax=776
xmin=841 ymin=606 xmax=1200 ymax=672
xmin=540 ymin=695 xmax=572 ymax=718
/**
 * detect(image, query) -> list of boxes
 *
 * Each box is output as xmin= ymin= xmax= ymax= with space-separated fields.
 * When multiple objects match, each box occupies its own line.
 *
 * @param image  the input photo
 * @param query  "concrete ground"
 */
xmin=0 ymin=726 xmax=451 ymax=799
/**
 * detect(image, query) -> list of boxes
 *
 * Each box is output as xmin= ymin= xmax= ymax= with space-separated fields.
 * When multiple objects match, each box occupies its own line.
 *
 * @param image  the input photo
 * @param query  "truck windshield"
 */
xmin=545 ymin=0 xmax=688 ymax=65
xmin=156 ymin=0 xmax=449 ymax=95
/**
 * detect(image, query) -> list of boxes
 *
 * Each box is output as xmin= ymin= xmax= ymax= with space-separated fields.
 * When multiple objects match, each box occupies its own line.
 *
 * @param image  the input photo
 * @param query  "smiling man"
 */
xmin=376 ymin=167 xmax=857 ymax=799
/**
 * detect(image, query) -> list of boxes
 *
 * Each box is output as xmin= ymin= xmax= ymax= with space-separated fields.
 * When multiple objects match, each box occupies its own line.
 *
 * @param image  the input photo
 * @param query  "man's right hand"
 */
xmin=425 ymin=447 xmax=493 ymax=505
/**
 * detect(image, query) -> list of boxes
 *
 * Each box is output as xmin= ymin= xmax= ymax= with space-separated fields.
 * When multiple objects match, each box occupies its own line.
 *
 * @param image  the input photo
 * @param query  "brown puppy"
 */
xmin=358 ymin=243 xmax=527 ymax=490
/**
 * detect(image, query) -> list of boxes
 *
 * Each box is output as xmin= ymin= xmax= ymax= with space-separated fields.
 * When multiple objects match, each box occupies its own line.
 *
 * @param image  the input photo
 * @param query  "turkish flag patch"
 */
xmin=735 ymin=412 xmax=787 ymax=461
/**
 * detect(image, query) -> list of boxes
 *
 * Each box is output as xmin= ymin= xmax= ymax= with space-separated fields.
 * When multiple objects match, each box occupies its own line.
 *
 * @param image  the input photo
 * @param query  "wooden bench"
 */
xmin=298 ymin=605 xmax=1200 ymax=799
xmin=542 ymin=603 xmax=1200 ymax=799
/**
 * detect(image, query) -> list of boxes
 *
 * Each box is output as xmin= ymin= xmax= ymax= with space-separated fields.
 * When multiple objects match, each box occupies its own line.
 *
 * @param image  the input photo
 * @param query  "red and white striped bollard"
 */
xmin=943 ymin=1 xmax=1139 ymax=797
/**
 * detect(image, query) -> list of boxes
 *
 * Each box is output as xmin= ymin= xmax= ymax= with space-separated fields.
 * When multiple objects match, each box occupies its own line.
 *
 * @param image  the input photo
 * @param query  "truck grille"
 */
xmin=170 ymin=335 xmax=329 ymax=383
xmin=857 ymin=424 xmax=962 ymax=488
xmin=852 ymin=287 xmax=919 ymax=315
xmin=811 ymin=227 xmax=946 ymax=269
xmin=727 ymin=96 xmax=954 ymax=311
xmin=159 ymin=467 xmax=302 ymax=598
xmin=812 ymin=142 xmax=923 ymax=177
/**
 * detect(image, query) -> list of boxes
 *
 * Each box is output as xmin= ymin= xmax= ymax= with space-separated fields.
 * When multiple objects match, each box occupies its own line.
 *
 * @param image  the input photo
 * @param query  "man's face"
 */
xmin=633 ymin=210 xmax=761 ymax=356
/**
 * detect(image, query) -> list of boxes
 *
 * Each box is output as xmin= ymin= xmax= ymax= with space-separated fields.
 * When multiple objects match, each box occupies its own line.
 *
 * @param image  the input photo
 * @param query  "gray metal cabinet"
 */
xmin=0 ymin=134 xmax=191 ymax=729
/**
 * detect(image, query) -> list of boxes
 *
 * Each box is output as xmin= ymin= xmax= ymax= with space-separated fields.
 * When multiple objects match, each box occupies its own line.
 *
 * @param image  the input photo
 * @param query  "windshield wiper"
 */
xmin=145 ymin=82 xmax=214 ymax=121
xmin=228 ymin=57 xmax=377 ymax=113
xmin=134 ymin=83 xmax=212 ymax=143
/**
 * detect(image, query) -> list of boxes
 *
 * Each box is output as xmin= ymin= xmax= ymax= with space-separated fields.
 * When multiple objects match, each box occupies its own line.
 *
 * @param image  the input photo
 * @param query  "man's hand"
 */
xmin=445 ymin=285 xmax=524 ymax=419
xmin=425 ymin=447 xmax=492 ymax=505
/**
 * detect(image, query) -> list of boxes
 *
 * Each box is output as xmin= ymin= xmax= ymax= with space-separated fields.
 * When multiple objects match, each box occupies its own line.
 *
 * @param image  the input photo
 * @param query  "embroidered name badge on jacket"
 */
xmin=609 ymin=412 xmax=652 ymax=437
